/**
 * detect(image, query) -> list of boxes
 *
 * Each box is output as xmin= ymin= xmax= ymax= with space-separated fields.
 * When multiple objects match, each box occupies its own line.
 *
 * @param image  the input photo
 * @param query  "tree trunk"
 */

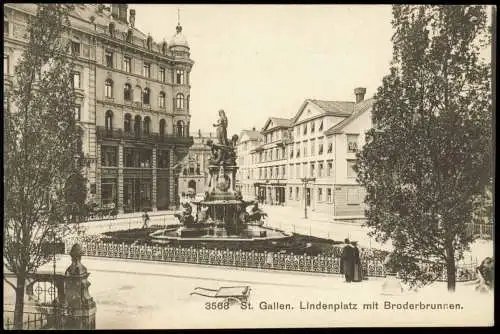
xmin=446 ymin=246 xmax=456 ymax=292
xmin=14 ymin=275 xmax=26 ymax=329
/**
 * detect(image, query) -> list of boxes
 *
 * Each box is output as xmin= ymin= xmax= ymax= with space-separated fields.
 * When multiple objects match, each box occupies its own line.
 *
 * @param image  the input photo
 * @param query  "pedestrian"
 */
xmin=142 ymin=209 xmax=150 ymax=229
xmin=352 ymin=241 xmax=363 ymax=282
xmin=340 ymin=238 xmax=355 ymax=283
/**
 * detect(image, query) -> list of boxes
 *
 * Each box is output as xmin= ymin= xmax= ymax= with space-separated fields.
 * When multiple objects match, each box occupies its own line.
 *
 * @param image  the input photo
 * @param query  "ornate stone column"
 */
xmin=64 ymin=244 xmax=97 ymax=329
xmin=118 ymin=142 xmax=124 ymax=213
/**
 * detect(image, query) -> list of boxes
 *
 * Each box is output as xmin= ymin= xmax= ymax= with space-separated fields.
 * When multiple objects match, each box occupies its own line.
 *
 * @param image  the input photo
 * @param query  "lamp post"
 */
xmin=300 ymin=177 xmax=316 ymax=219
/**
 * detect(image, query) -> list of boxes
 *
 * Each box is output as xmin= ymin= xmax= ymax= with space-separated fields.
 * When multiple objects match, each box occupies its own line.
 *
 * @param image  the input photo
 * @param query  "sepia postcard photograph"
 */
xmin=2 ymin=3 xmax=495 ymax=330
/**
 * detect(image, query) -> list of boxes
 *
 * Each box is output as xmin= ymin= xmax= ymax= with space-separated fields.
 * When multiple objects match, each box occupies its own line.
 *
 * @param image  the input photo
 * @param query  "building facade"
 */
xmin=236 ymin=128 xmax=263 ymax=199
xmin=238 ymin=88 xmax=373 ymax=219
xmin=4 ymin=4 xmax=194 ymax=213
xmin=251 ymin=118 xmax=293 ymax=205
xmin=177 ymin=130 xmax=214 ymax=197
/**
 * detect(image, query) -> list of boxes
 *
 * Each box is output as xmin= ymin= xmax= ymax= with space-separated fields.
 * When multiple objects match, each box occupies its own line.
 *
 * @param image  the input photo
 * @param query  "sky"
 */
xmin=129 ymin=4 xmax=491 ymax=136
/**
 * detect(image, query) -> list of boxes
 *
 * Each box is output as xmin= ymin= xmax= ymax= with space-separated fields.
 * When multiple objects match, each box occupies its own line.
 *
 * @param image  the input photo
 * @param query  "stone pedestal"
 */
xmin=64 ymin=244 xmax=97 ymax=329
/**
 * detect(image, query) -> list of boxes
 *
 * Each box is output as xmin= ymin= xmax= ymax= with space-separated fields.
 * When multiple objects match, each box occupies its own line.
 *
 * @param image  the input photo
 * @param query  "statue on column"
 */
xmin=213 ymin=109 xmax=228 ymax=146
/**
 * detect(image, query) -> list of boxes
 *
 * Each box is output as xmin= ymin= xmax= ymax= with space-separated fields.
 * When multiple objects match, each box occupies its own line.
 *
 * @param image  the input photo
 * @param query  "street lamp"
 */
xmin=300 ymin=177 xmax=316 ymax=219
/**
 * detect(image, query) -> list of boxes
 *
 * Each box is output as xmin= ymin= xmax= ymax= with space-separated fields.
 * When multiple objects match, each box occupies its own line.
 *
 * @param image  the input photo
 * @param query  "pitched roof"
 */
xmin=239 ymin=130 xmax=262 ymax=141
xmin=324 ymin=98 xmax=374 ymax=135
xmin=262 ymin=117 xmax=292 ymax=132
xmin=291 ymin=99 xmax=355 ymax=125
xmin=309 ymin=99 xmax=355 ymax=115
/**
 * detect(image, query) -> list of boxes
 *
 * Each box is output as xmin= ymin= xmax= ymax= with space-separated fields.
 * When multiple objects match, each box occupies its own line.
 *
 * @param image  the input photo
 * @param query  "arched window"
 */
xmin=134 ymin=115 xmax=142 ymax=136
xmin=134 ymin=85 xmax=142 ymax=103
xmin=105 ymin=110 xmax=113 ymax=132
xmin=175 ymin=93 xmax=184 ymax=110
xmin=176 ymin=120 xmax=185 ymax=137
xmin=143 ymin=87 xmax=150 ymax=105
xmin=104 ymin=79 xmax=113 ymax=98
xmin=143 ymin=116 xmax=151 ymax=135
xmin=158 ymin=92 xmax=166 ymax=108
xmin=124 ymin=83 xmax=132 ymax=101
xmin=124 ymin=113 xmax=131 ymax=133
xmin=159 ymin=119 xmax=166 ymax=137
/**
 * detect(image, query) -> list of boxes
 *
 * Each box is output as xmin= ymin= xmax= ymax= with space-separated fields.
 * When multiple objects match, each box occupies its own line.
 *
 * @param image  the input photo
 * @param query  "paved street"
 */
xmin=2 ymin=255 xmax=491 ymax=329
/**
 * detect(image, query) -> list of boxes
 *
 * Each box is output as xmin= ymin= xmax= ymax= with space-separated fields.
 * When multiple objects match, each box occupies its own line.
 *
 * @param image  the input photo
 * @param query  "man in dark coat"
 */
xmin=340 ymin=238 xmax=355 ymax=282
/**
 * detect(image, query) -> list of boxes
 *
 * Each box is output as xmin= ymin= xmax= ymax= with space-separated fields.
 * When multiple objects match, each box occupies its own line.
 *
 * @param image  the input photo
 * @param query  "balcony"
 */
xmin=96 ymin=126 xmax=193 ymax=146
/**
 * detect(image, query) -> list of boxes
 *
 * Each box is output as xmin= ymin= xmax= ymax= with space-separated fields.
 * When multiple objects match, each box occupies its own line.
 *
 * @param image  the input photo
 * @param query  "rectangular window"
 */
xmin=318 ymin=163 xmax=323 ymax=177
xmin=311 ymin=121 xmax=315 ymax=133
xmin=4 ymin=55 xmax=9 ymax=75
xmin=303 ymin=163 xmax=307 ymax=178
xmin=71 ymin=41 xmax=81 ymax=56
xmin=295 ymin=187 xmax=299 ymax=201
xmin=75 ymin=104 xmax=81 ymax=121
xmin=347 ymin=188 xmax=361 ymax=205
xmin=289 ymin=187 xmax=293 ymax=199
xmin=319 ymin=120 xmax=324 ymax=131
xmin=347 ymin=134 xmax=359 ymax=153
xmin=310 ymin=163 xmax=315 ymax=177
xmin=296 ymin=164 xmax=300 ymax=178
xmin=123 ymin=56 xmax=131 ymax=72
xmin=311 ymin=140 xmax=316 ymax=156
xmin=327 ymin=141 xmax=333 ymax=153
xmin=176 ymin=69 xmax=184 ymax=84
xmin=159 ymin=67 xmax=166 ymax=82
xmin=347 ymin=160 xmax=357 ymax=178
xmin=101 ymin=146 xmax=118 ymax=167
xmin=319 ymin=143 xmax=324 ymax=155
xmin=105 ymin=50 xmax=113 ymax=68
xmin=318 ymin=188 xmax=322 ymax=201
xmin=327 ymin=188 xmax=332 ymax=203
xmin=303 ymin=123 xmax=307 ymax=135
xmin=282 ymin=166 xmax=286 ymax=178
xmin=327 ymin=161 xmax=333 ymax=176
xmin=143 ymin=62 xmax=151 ymax=78
xmin=290 ymin=147 xmax=294 ymax=159
xmin=72 ymin=72 xmax=81 ymax=89
xmin=303 ymin=142 xmax=308 ymax=157
xmin=4 ymin=21 xmax=9 ymax=35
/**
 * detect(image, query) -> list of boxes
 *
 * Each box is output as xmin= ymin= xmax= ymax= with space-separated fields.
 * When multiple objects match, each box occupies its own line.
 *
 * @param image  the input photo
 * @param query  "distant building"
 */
xmin=239 ymin=87 xmax=374 ymax=219
xmin=236 ymin=128 xmax=263 ymax=199
xmin=178 ymin=130 xmax=214 ymax=196
xmin=251 ymin=118 xmax=293 ymax=205
xmin=4 ymin=4 xmax=194 ymax=213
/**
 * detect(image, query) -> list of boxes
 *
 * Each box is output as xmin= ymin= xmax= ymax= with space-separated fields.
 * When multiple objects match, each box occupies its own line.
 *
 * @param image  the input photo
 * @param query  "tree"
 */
xmin=355 ymin=5 xmax=492 ymax=292
xmin=3 ymin=4 xmax=85 ymax=328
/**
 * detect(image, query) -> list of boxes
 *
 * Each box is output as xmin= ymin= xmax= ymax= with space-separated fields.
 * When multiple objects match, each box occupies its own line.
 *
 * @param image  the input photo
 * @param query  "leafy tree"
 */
xmin=355 ymin=5 xmax=492 ymax=291
xmin=3 ymin=4 xmax=86 ymax=328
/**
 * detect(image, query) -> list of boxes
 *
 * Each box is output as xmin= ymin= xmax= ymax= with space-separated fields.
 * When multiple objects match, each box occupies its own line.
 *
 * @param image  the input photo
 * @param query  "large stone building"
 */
xmin=239 ymin=88 xmax=373 ymax=219
xmin=177 ymin=130 xmax=215 ymax=197
xmin=4 ymin=4 xmax=194 ymax=213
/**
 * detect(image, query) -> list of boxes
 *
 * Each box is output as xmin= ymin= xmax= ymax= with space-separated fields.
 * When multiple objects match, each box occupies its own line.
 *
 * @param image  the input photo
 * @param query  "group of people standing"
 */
xmin=340 ymin=238 xmax=364 ymax=283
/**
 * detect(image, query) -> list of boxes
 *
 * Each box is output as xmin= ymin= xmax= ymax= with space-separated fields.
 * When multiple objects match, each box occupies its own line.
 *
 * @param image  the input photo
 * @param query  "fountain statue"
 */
xmin=149 ymin=110 xmax=287 ymax=242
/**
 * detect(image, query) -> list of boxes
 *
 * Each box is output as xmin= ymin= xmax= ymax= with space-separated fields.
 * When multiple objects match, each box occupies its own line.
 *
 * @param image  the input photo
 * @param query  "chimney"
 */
xmin=129 ymin=9 xmax=136 ymax=28
xmin=252 ymin=127 xmax=256 ymax=131
xmin=119 ymin=4 xmax=128 ymax=23
xmin=354 ymin=87 xmax=366 ymax=103
xmin=111 ymin=4 xmax=119 ymax=19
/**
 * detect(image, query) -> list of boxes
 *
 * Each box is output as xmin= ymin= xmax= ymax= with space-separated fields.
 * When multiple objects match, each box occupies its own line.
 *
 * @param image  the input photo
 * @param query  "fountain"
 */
xmin=149 ymin=110 xmax=290 ymax=243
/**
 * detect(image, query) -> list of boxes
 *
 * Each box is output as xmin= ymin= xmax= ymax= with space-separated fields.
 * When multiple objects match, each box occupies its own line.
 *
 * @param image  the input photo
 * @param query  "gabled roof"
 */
xmin=292 ymin=99 xmax=355 ymax=125
xmin=324 ymin=98 xmax=374 ymax=135
xmin=239 ymin=130 xmax=262 ymax=141
xmin=262 ymin=117 xmax=292 ymax=132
